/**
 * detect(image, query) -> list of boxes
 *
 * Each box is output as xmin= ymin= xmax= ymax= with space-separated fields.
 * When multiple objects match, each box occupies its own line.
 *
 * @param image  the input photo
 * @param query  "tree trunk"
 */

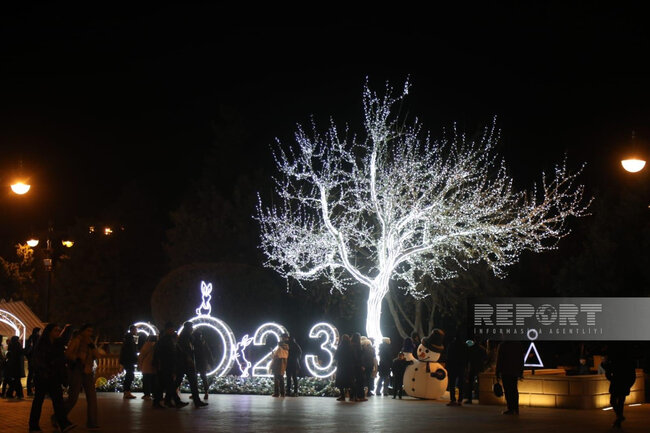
xmin=365 ymin=283 xmax=388 ymax=343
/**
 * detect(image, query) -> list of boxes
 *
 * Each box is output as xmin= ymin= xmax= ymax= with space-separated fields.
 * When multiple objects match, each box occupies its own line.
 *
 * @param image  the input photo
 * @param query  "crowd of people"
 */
xmin=0 ymin=324 xmax=641 ymax=432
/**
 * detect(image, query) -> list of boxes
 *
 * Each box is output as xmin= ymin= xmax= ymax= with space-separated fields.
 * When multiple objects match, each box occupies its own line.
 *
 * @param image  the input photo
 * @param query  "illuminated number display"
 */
xmin=132 ymin=281 xmax=339 ymax=378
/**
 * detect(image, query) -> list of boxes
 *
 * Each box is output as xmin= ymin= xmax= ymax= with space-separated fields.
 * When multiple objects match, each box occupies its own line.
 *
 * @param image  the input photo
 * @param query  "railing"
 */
xmin=95 ymin=354 xmax=122 ymax=379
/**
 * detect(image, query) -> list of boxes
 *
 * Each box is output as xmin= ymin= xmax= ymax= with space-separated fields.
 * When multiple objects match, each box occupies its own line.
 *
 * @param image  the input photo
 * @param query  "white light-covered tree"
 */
xmin=256 ymin=81 xmax=590 ymax=343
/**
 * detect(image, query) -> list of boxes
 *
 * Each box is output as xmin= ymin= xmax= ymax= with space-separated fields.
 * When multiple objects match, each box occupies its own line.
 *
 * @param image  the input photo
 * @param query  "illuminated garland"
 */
xmin=251 ymin=322 xmax=289 ymax=377
xmin=178 ymin=281 xmax=237 ymax=377
xmin=127 ymin=282 xmax=339 ymax=380
xmin=257 ymin=80 xmax=590 ymax=343
xmin=304 ymin=322 xmax=338 ymax=378
xmin=0 ymin=309 xmax=26 ymax=347
xmin=235 ymin=334 xmax=253 ymax=377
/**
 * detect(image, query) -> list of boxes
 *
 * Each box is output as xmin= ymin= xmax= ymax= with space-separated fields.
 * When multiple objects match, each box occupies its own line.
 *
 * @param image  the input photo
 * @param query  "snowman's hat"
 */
xmin=422 ymin=329 xmax=445 ymax=353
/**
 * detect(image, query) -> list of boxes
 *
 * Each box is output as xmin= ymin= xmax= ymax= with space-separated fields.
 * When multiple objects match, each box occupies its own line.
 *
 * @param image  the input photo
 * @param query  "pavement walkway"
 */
xmin=1 ymin=392 xmax=648 ymax=433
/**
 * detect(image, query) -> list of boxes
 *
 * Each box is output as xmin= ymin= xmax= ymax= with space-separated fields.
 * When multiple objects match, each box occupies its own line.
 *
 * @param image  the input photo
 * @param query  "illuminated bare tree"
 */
xmin=257 ymin=81 xmax=590 ymax=342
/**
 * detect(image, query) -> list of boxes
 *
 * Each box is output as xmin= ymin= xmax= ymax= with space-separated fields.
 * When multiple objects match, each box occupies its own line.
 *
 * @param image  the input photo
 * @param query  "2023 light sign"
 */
xmin=132 ymin=281 xmax=338 ymax=379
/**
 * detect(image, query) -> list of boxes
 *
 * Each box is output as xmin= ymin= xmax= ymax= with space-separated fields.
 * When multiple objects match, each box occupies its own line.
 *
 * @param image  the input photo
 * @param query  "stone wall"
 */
xmin=479 ymin=370 xmax=646 ymax=409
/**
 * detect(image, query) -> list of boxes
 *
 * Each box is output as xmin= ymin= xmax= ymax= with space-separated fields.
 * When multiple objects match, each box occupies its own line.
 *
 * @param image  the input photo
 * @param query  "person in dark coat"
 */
xmin=119 ymin=325 xmax=138 ymax=399
xmin=603 ymin=344 xmax=637 ymax=428
xmin=334 ymin=334 xmax=354 ymax=401
xmin=176 ymin=322 xmax=207 ymax=407
xmin=360 ymin=336 xmax=376 ymax=396
xmin=192 ymin=329 xmax=213 ymax=400
xmin=465 ymin=338 xmax=487 ymax=403
xmin=285 ymin=335 xmax=302 ymax=396
xmin=28 ymin=323 xmax=76 ymax=432
xmin=5 ymin=336 xmax=25 ymax=399
xmin=376 ymin=337 xmax=392 ymax=396
xmin=153 ymin=322 xmax=187 ymax=408
xmin=495 ymin=341 xmax=524 ymax=415
xmin=411 ymin=332 xmax=421 ymax=359
xmin=446 ymin=335 xmax=467 ymax=406
xmin=391 ymin=351 xmax=411 ymax=399
xmin=25 ymin=327 xmax=40 ymax=396
xmin=350 ymin=333 xmax=366 ymax=401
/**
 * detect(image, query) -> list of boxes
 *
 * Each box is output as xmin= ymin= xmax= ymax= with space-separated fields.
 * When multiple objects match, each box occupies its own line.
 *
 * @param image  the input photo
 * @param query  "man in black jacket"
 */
xmin=285 ymin=335 xmax=302 ymax=396
xmin=153 ymin=322 xmax=188 ymax=408
xmin=119 ymin=326 xmax=138 ymax=399
xmin=495 ymin=341 xmax=524 ymax=415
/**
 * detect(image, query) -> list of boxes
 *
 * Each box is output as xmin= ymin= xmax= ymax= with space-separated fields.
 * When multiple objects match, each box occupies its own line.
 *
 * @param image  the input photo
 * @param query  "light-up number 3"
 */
xmin=304 ymin=322 xmax=338 ymax=378
xmin=252 ymin=322 xmax=288 ymax=377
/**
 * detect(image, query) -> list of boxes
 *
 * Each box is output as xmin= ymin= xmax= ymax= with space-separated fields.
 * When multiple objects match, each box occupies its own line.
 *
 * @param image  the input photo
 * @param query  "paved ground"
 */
xmin=1 ymin=392 xmax=648 ymax=433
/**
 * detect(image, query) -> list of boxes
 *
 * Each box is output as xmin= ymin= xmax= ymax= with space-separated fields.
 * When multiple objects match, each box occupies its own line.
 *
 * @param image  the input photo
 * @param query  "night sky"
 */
xmin=2 ymin=5 xmax=650 ymax=248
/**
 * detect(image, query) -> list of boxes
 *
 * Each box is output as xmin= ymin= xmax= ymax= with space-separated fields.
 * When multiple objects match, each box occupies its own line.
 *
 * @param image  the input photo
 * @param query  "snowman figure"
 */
xmin=403 ymin=329 xmax=448 ymax=399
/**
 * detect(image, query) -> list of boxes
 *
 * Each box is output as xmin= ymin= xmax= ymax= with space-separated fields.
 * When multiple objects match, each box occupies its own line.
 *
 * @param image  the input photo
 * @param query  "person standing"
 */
xmin=411 ymin=332 xmax=421 ymax=360
xmin=285 ymin=334 xmax=302 ymax=396
xmin=119 ymin=325 xmax=138 ymax=399
xmin=192 ymin=329 xmax=213 ymax=400
xmin=350 ymin=333 xmax=366 ymax=401
xmin=65 ymin=323 xmax=100 ymax=429
xmin=334 ymin=334 xmax=354 ymax=401
xmin=360 ymin=337 xmax=376 ymax=396
xmin=376 ymin=337 xmax=392 ymax=396
xmin=5 ymin=336 xmax=25 ymax=399
xmin=495 ymin=341 xmax=524 ymax=415
xmin=271 ymin=333 xmax=289 ymax=397
xmin=391 ymin=352 xmax=411 ymax=399
xmin=445 ymin=335 xmax=467 ymax=406
xmin=176 ymin=322 xmax=208 ymax=407
xmin=464 ymin=338 xmax=487 ymax=404
xmin=138 ymin=335 xmax=157 ymax=400
xmin=153 ymin=322 xmax=187 ymax=408
xmin=25 ymin=327 xmax=41 ymax=396
xmin=28 ymin=323 xmax=76 ymax=433
xmin=603 ymin=343 xmax=637 ymax=428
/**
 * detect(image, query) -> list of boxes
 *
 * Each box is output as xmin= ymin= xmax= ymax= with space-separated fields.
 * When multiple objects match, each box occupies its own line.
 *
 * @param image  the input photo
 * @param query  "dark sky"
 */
xmin=1 ymin=5 xmax=650 ymax=245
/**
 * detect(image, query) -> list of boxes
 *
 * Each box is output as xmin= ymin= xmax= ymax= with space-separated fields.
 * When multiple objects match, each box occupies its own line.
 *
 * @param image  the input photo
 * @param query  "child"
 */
xmin=391 ymin=352 xmax=411 ymax=399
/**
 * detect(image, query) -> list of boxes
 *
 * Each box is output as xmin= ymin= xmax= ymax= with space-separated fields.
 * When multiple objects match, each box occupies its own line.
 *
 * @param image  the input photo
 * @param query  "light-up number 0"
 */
xmin=304 ymin=322 xmax=339 ymax=378
xmin=251 ymin=322 xmax=288 ymax=377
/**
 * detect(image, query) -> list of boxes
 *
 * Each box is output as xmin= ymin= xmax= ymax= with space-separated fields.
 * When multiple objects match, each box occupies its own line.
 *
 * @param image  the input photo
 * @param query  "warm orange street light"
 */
xmin=621 ymin=158 xmax=646 ymax=173
xmin=62 ymin=240 xmax=74 ymax=248
xmin=10 ymin=181 xmax=31 ymax=195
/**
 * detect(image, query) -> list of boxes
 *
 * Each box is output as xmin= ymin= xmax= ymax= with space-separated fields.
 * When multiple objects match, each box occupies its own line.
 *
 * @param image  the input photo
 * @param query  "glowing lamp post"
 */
xmin=621 ymin=158 xmax=646 ymax=173
xmin=10 ymin=182 xmax=31 ymax=195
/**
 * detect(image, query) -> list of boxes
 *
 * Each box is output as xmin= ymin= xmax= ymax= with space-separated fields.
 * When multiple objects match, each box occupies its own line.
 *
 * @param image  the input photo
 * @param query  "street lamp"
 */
xmin=621 ymin=158 xmax=646 ymax=173
xmin=621 ymin=131 xmax=647 ymax=173
xmin=10 ymin=181 xmax=31 ymax=195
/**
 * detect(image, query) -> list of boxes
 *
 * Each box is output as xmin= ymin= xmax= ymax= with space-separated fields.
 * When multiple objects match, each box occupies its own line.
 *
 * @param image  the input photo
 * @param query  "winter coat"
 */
xmin=119 ymin=333 xmax=138 ymax=367
xmin=334 ymin=342 xmax=354 ymax=388
xmin=603 ymin=354 xmax=637 ymax=397
xmin=177 ymin=329 xmax=196 ymax=372
xmin=391 ymin=357 xmax=411 ymax=384
xmin=154 ymin=333 xmax=177 ymax=373
xmin=446 ymin=338 xmax=467 ymax=373
xmin=192 ymin=334 xmax=213 ymax=373
xmin=66 ymin=335 xmax=99 ymax=375
xmin=32 ymin=336 xmax=68 ymax=386
xmin=138 ymin=341 xmax=157 ymax=374
xmin=495 ymin=341 xmax=524 ymax=378
xmin=378 ymin=342 xmax=393 ymax=376
xmin=271 ymin=343 xmax=289 ymax=375
xmin=286 ymin=339 xmax=302 ymax=374
xmin=5 ymin=339 xmax=25 ymax=378
xmin=467 ymin=343 xmax=488 ymax=373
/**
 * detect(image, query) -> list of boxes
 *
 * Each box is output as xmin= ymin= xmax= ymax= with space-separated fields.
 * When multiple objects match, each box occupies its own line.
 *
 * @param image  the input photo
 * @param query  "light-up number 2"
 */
xmin=304 ymin=322 xmax=339 ymax=378
xmin=251 ymin=322 xmax=288 ymax=377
